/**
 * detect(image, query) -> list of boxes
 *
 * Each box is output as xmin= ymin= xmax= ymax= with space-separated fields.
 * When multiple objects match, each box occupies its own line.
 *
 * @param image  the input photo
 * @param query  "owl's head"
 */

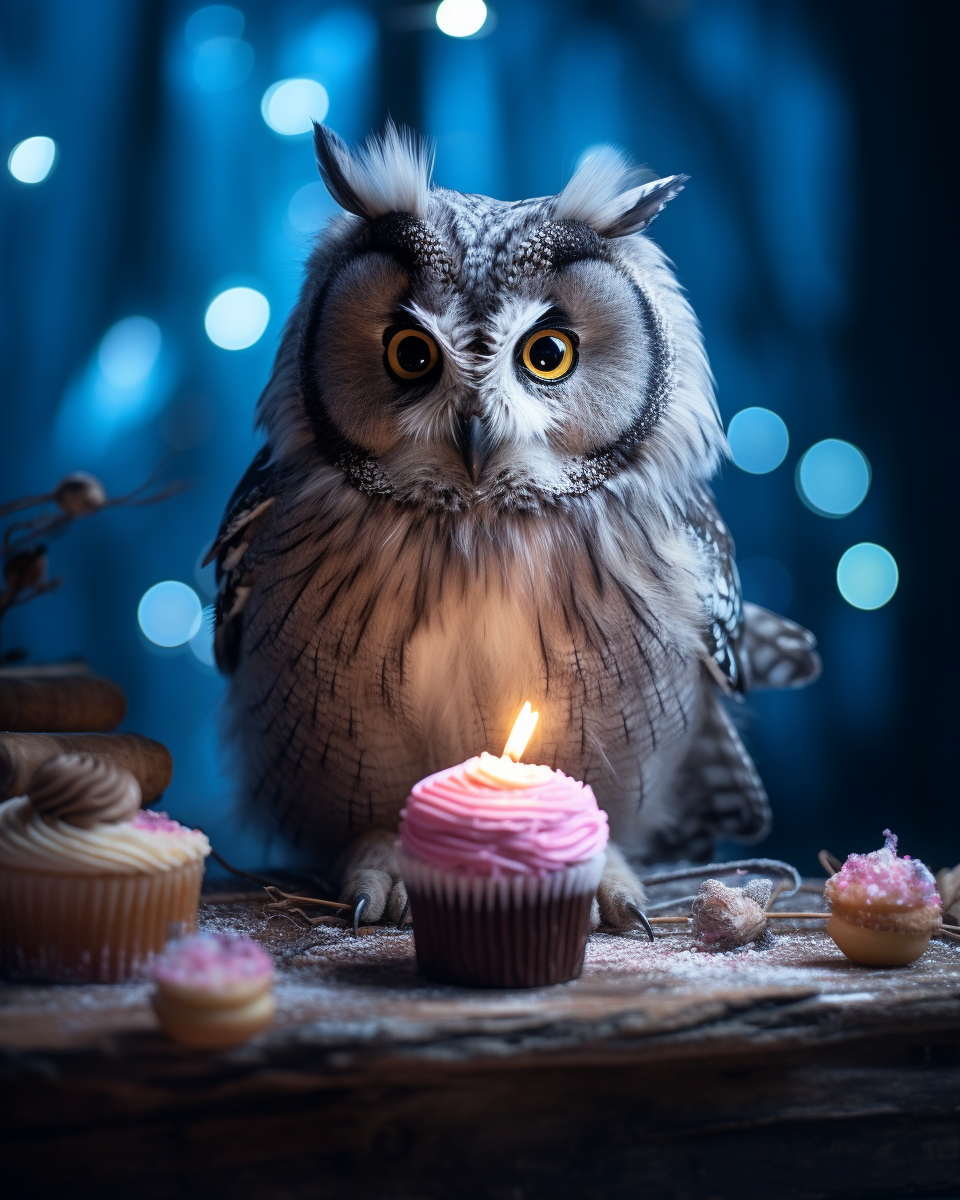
xmin=261 ymin=123 xmax=723 ymax=518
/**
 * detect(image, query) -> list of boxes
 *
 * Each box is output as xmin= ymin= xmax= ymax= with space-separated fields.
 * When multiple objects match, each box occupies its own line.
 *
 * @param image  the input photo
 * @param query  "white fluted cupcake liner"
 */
xmin=0 ymin=860 xmax=204 ymax=983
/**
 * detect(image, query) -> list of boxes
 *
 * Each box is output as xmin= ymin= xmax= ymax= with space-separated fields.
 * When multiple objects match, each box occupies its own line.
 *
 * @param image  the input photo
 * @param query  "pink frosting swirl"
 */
xmin=399 ymin=752 xmax=609 ymax=877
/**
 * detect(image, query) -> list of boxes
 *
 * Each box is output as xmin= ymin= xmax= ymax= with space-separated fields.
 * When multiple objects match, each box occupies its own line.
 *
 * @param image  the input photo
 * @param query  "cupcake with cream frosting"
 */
xmin=151 ymin=933 xmax=275 ymax=1048
xmin=825 ymin=830 xmax=941 ymax=966
xmin=396 ymin=751 xmax=609 ymax=987
xmin=0 ymin=753 xmax=209 ymax=982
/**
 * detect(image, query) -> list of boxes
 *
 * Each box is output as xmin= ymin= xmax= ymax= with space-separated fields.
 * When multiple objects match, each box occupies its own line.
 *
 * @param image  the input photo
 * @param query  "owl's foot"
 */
xmin=336 ymin=830 xmax=407 ymax=928
xmin=594 ymin=844 xmax=652 ymax=936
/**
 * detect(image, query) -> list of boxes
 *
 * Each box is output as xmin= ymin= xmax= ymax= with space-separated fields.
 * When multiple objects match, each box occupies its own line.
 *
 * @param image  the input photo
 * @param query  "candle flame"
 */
xmin=502 ymin=701 xmax=539 ymax=762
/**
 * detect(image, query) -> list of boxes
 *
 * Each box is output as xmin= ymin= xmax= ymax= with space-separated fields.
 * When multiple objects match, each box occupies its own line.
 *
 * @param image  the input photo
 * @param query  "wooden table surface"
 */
xmin=1 ymin=886 xmax=958 ymax=1200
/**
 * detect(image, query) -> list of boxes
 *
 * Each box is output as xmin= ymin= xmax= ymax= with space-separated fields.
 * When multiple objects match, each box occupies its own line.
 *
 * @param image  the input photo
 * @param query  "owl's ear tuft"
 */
xmin=604 ymin=174 xmax=689 ymax=237
xmin=554 ymin=145 xmax=687 ymax=238
xmin=313 ymin=121 xmax=434 ymax=221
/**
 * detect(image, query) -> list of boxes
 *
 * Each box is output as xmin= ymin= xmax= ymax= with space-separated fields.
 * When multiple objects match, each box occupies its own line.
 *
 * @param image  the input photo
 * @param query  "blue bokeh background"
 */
xmin=1 ymin=0 xmax=954 ymax=877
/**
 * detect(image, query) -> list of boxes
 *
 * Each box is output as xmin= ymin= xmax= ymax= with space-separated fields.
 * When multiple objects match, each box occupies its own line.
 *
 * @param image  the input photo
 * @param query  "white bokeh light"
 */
xmin=138 ymin=582 xmax=203 ymax=648
xmin=287 ymin=181 xmax=333 ymax=233
xmin=727 ymin=407 xmax=790 ymax=474
xmin=436 ymin=0 xmax=488 ymax=37
xmin=8 ymin=136 xmax=57 ymax=184
xmin=204 ymin=286 xmax=270 ymax=350
xmin=836 ymin=543 xmax=899 ymax=610
xmin=192 ymin=36 xmax=254 ymax=90
xmin=261 ymin=79 xmax=329 ymax=136
xmin=97 ymin=317 xmax=162 ymax=388
xmin=184 ymin=5 xmax=244 ymax=47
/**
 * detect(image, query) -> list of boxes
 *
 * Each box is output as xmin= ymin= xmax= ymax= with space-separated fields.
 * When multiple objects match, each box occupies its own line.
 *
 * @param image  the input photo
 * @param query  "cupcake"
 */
xmin=151 ymin=933 xmax=275 ymax=1048
xmin=825 ymin=830 xmax=941 ymax=966
xmin=0 ymin=753 xmax=210 ymax=982
xmin=396 ymin=751 xmax=609 ymax=988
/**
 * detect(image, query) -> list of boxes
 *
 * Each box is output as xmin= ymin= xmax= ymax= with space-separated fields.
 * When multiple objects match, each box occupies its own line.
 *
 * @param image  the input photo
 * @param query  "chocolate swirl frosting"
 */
xmin=28 ymin=753 xmax=142 ymax=828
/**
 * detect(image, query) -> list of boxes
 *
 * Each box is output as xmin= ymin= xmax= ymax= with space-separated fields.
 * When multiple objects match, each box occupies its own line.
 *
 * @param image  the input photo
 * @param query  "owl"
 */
xmin=210 ymin=124 xmax=820 ymax=930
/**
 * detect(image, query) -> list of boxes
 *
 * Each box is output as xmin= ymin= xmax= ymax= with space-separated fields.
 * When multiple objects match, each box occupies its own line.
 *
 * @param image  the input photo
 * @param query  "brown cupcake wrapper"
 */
xmin=0 ymin=859 xmax=204 ymax=983
xmin=397 ymin=848 xmax=604 ymax=988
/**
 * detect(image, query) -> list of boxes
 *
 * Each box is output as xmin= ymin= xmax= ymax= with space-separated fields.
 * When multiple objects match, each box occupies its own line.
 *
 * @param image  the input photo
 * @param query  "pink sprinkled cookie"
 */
xmin=825 ymin=831 xmax=941 ymax=966
xmin=151 ymin=933 xmax=275 ymax=1047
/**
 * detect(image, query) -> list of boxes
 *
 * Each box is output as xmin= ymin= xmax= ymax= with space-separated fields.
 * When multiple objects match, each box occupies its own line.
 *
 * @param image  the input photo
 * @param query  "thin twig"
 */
xmin=208 ymin=848 xmax=285 ymax=890
xmin=641 ymin=858 xmax=802 ymax=898
xmin=818 ymin=849 xmax=842 ymax=877
xmin=649 ymin=911 xmax=827 ymax=925
xmin=0 ymin=493 xmax=52 ymax=520
xmin=645 ymin=893 xmax=699 ymax=914
xmin=262 ymin=886 xmax=350 ymax=912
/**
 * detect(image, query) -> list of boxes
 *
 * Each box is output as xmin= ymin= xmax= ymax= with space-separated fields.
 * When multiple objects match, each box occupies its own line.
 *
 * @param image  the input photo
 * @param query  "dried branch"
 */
xmin=0 ymin=464 xmax=186 ymax=661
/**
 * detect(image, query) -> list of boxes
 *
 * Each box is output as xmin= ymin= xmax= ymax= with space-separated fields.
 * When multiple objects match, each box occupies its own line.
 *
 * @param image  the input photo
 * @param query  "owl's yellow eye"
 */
xmin=385 ymin=328 xmax=439 ymax=381
xmin=520 ymin=328 xmax=577 ymax=381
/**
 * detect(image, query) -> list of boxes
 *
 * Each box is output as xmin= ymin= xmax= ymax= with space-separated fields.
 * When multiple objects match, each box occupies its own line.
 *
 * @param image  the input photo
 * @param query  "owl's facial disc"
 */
xmin=300 ymin=226 xmax=668 ymax=511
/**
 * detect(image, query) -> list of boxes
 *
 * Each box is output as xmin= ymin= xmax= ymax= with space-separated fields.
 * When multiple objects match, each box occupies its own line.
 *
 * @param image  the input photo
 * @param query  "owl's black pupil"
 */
xmin=530 ymin=335 xmax=566 ymax=372
xmin=396 ymin=335 xmax=431 ymax=374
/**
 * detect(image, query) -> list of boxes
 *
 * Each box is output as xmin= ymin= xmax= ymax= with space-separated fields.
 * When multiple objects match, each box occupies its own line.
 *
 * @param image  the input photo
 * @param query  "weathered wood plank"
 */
xmin=1 ymin=892 xmax=957 ymax=1198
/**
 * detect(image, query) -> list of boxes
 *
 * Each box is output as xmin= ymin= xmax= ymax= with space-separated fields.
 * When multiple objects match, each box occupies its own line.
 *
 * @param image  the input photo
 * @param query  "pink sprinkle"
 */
xmin=131 ymin=809 xmax=198 ymax=835
xmin=151 ymin=932 xmax=273 ymax=989
xmin=132 ymin=810 xmax=183 ymax=834
xmin=826 ymin=830 xmax=939 ymax=909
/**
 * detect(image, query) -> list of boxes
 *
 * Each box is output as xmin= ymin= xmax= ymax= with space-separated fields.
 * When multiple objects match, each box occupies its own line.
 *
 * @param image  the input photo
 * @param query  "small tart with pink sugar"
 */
xmin=151 ymin=933 xmax=275 ymax=1047
xmin=825 ymin=831 xmax=941 ymax=966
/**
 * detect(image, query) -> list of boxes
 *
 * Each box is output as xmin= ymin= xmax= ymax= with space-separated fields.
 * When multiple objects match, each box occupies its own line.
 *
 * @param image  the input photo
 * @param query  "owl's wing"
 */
xmin=207 ymin=445 xmax=280 ymax=674
xmin=682 ymin=489 xmax=822 ymax=693
xmin=682 ymin=487 xmax=747 ymax=693
xmin=673 ymin=489 xmax=767 ymax=850
xmin=740 ymin=602 xmax=821 ymax=690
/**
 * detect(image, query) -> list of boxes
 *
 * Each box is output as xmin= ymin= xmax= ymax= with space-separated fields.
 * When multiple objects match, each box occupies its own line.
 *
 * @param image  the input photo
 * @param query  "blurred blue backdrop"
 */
xmin=1 ymin=0 xmax=954 ymax=876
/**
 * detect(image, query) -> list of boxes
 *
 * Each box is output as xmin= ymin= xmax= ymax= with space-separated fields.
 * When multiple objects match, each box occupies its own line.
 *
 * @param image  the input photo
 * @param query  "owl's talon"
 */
xmin=352 ymin=893 xmax=369 ymax=937
xmin=397 ymin=897 xmax=411 ymax=929
xmin=626 ymin=902 xmax=655 ymax=942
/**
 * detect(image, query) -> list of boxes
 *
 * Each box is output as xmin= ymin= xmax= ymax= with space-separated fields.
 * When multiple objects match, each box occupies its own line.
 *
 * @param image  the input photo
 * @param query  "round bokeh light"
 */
xmin=287 ymin=181 xmax=333 ymax=233
xmin=204 ymin=286 xmax=270 ymax=350
xmin=727 ymin=407 xmax=790 ymax=474
xmin=185 ymin=5 xmax=244 ymax=47
xmin=797 ymin=438 xmax=871 ymax=517
xmin=8 ymin=136 xmax=57 ymax=184
xmin=261 ymin=79 xmax=329 ymax=135
xmin=192 ymin=36 xmax=254 ymax=91
xmin=836 ymin=543 xmax=898 ymax=610
xmin=436 ymin=0 xmax=488 ymax=37
xmin=138 ymin=582 xmax=203 ymax=647
xmin=98 ymin=317 xmax=161 ymax=388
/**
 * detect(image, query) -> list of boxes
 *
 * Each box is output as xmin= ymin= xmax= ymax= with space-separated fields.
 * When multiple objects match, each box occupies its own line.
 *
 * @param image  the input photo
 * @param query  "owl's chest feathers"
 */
xmin=244 ymin=492 xmax=703 ymax=783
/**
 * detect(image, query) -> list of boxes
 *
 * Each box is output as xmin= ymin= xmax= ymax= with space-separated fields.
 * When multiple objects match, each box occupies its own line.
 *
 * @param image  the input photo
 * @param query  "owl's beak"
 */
xmin=455 ymin=414 xmax=489 ymax=484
